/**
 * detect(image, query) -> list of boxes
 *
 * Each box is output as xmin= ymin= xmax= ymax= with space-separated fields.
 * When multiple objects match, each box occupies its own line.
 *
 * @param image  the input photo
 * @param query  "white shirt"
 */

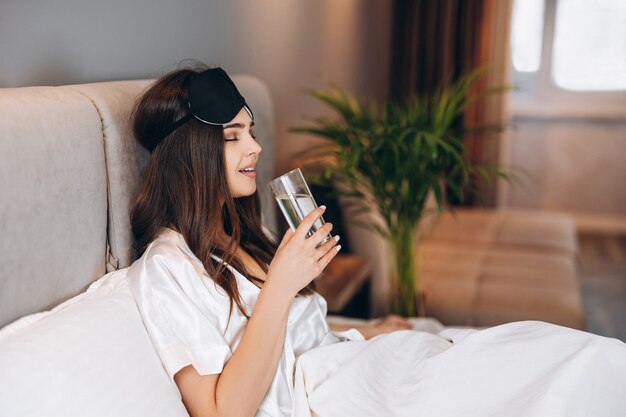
xmin=126 ymin=227 xmax=363 ymax=417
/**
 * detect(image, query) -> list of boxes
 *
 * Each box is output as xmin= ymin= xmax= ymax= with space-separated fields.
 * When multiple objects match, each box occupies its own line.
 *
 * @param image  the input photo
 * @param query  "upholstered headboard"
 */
xmin=0 ymin=75 xmax=277 ymax=328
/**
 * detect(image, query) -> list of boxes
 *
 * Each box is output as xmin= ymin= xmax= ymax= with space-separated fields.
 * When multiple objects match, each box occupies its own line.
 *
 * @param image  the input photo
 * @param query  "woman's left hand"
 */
xmin=357 ymin=314 xmax=413 ymax=339
xmin=371 ymin=314 xmax=412 ymax=333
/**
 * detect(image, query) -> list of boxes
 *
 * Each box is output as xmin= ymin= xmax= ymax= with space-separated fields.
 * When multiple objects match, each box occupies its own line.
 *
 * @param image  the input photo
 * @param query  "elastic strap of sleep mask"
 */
xmin=150 ymin=67 xmax=253 ymax=150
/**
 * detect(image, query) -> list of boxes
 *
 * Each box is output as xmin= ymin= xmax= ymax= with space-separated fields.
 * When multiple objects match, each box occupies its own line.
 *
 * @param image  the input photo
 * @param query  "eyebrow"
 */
xmin=223 ymin=121 xmax=255 ymax=130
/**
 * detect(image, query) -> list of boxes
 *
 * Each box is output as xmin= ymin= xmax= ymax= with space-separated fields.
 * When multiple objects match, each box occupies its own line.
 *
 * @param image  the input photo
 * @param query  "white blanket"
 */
xmin=293 ymin=321 xmax=626 ymax=417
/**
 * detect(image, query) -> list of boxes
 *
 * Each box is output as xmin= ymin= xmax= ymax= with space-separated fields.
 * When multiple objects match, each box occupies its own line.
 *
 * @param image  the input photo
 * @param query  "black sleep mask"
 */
xmin=151 ymin=67 xmax=253 ymax=150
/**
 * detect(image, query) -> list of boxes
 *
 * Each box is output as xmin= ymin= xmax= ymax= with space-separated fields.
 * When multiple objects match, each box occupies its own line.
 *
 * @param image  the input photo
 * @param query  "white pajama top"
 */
xmin=126 ymin=227 xmax=363 ymax=417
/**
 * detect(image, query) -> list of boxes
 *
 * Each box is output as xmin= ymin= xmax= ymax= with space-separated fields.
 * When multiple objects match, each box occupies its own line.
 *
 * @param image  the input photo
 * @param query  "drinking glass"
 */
xmin=268 ymin=168 xmax=332 ymax=247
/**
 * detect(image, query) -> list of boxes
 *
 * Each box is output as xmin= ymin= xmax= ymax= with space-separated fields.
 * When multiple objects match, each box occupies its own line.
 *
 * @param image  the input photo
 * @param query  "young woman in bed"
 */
xmin=127 ymin=66 xmax=626 ymax=417
xmin=126 ymin=66 xmax=411 ymax=417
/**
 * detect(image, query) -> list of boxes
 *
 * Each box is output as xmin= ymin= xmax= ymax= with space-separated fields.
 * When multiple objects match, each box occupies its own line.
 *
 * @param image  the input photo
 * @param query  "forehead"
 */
xmin=223 ymin=108 xmax=253 ymax=129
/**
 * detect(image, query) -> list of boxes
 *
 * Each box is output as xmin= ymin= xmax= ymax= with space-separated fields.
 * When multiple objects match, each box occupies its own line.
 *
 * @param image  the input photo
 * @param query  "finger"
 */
xmin=309 ymin=222 xmax=334 ymax=248
xmin=316 ymin=235 xmax=340 ymax=259
xmin=386 ymin=318 xmax=411 ymax=330
xmin=394 ymin=319 xmax=412 ymax=328
xmin=388 ymin=314 xmax=410 ymax=324
xmin=316 ymin=242 xmax=341 ymax=270
xmin=294 ymin=206 xmax=326 ymax=240
xmin=277 ymin=228 xmax=295 ymax=250
xmin=394 ymin=317 xmax=411 ymax=324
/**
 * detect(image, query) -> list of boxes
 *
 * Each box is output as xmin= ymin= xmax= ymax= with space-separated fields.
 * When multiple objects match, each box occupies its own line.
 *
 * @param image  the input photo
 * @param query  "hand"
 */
xmin=266 ymin=206 xmax=340 ymax=298
xmin=359 ymin=314 xmax=413 ymax=339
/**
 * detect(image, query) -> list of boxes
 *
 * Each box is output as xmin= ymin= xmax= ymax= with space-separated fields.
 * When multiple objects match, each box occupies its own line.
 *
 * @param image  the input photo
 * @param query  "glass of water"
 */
xmin=268 ymin=168 xmax=332 ymax=247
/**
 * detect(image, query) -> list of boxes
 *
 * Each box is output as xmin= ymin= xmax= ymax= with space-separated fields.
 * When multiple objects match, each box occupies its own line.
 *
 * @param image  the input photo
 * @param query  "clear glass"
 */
xmin=268 ymin=168 xmax=332 ymax=246
xmin=511 ymin=0 xmax=545 ymax=73
xmin=552 ymin=0 xmax=626 ymax=91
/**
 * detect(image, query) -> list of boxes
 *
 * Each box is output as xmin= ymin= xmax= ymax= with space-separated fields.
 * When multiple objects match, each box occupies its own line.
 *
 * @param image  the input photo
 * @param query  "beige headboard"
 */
xmin=0 ymin=75 xmax=277 ymax=328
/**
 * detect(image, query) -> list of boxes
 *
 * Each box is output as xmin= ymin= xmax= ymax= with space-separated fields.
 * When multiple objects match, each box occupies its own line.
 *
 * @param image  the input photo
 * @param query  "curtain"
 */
xmin=389 ymin=0 xmax=513 ymax=206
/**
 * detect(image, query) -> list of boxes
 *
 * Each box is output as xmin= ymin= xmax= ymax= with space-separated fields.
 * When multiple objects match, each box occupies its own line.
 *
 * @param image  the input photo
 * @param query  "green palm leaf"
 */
xmin=291 ymin=70 xmax=508 ymax=237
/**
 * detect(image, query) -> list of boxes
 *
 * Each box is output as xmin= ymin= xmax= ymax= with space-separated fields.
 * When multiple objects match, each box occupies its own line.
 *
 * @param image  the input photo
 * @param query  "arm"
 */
xmin=174 ymin=207 xmax=339 ymax=417
xmin=329 ymin=314 xmax=413 ymax=340
xmin=175 ymin=282 xmax=292 ymax=417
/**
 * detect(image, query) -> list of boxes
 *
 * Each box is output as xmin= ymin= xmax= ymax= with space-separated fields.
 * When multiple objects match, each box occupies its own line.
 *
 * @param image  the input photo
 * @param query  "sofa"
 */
xmin=418 ymin=208 xmax=584 ymax=329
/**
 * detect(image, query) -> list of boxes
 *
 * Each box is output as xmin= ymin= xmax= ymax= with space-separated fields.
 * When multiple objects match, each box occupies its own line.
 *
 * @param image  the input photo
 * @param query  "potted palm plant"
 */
xmin=291 ymin=73 xmax=507 ymax=317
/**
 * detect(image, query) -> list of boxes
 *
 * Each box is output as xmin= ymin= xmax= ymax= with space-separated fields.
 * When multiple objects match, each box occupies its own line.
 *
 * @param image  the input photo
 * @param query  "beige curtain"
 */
xmin=464 ymin=0 xmax=513 ymax=206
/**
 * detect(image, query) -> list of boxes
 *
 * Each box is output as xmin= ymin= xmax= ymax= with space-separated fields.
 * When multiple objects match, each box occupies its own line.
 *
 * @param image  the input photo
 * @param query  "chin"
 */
xmin=233 ymin=186 xmax=257 ymax=198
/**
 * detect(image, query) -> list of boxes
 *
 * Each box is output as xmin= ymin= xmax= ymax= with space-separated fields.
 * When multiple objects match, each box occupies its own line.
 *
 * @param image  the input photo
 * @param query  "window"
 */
xmin=552 ymin=0 xmax=626 ymax=91
xmin=511 ymin=0 xmax=626 ymax=92
xmin=511 ymin=0 xmax=545 ymax=73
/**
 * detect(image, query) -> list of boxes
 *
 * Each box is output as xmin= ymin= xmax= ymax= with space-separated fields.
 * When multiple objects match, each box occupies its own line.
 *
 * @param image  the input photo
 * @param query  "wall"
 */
xmin=504 ymin=118 xmax=626 ymax=215
xmin=499 ymin=115 xmax=626 ymax=234
xmin=0 ymin=0 xmax=392 ymax=174
xmin=498 ymin=0 xmax=626 ymax=231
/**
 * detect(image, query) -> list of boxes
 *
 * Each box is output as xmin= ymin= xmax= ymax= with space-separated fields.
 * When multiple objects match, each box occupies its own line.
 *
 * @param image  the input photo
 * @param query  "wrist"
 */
xmin=354 ymin=325 xmax=377 ymax=340
xmin=260 ymin=279 xmax=296 ymax=309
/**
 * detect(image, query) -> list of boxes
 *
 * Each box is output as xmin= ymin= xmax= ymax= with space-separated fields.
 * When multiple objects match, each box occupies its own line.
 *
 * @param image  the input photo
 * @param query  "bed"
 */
xmin=1 ymin=76 xmax=624 ymax=417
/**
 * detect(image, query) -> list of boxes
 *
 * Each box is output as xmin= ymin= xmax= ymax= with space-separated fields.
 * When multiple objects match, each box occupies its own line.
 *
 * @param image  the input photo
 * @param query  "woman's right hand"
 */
xmin=266 ymin=206 xmax=340 ymax=298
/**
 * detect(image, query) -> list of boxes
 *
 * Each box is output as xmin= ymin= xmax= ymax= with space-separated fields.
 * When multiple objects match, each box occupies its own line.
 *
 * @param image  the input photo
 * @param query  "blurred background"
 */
xmin=1 ymin=0 xmax=624 ymax=339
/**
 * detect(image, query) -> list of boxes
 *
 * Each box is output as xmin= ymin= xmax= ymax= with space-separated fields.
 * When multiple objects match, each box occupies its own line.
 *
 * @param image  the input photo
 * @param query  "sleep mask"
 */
xmin=151 ymin=67 xmax=253 ymax=149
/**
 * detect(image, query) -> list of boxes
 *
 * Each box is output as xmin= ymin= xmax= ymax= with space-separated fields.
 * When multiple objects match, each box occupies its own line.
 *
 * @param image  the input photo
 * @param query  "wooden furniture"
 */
xmin=315 ymin=255 xmax=371 ymax=313
xmin=419 ymin=208 xmax=585 ymax=329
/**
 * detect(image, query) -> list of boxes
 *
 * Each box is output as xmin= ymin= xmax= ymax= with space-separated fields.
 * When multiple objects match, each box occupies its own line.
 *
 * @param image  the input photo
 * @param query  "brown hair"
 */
xmin=130 ymin=66 xmax=313 ymax=320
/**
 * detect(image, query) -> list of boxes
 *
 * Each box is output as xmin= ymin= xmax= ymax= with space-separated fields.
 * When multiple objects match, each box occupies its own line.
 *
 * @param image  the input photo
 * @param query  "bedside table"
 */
xmin=315 ymin=254 xmax=372 ymax=313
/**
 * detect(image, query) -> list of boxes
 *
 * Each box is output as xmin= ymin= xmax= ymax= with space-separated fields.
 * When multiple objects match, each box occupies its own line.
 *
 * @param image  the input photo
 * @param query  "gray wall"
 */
xmin=0 ymin=0 xmax=392 ymax=174
xmin=503 ymin=117 xmax=626 ymax=219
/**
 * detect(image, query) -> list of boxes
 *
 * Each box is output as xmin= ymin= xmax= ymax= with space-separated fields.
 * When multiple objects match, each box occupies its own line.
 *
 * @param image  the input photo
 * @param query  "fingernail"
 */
xmin=336 ymin=245 xmax=342 ymax=251
xmin=320 ymin=205 xmax=326 ymax=210
xmin=334 ymin=235 xmax=340 ymax=242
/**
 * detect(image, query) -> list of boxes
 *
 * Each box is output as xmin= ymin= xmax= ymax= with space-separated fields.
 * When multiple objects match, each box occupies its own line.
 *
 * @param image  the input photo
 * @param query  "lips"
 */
xmin=238 ymin=163 xmax=257 ymax=178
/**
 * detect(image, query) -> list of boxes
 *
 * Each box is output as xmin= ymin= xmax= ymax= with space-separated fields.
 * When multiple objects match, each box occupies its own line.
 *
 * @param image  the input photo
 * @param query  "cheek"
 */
xmin=223 ymin=147 xmax=238 ymax=174
xmin=223 ymin=146 xmax=244 ymax=192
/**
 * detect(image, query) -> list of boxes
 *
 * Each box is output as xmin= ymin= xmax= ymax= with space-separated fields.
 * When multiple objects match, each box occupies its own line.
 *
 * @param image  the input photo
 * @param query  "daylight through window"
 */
xmin=552 ymin=0 xmax=626 ymax=91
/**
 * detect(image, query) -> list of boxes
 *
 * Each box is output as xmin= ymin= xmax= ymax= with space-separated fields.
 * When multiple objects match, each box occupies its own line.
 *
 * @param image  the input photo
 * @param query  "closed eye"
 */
xmin=225 ymin=132 xmax=255 ymax=142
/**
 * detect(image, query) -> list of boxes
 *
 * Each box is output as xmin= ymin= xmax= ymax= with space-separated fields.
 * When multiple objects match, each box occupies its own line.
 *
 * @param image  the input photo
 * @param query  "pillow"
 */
xmin=0 ymin=269 xmax=189 ymax=417
xmin=0 ymin=270 xmax=124 ymax=341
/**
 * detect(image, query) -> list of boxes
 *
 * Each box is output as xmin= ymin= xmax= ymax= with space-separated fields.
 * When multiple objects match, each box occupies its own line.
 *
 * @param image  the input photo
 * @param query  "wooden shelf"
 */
xmin=315 ymin=254 xmax=372 ymax=313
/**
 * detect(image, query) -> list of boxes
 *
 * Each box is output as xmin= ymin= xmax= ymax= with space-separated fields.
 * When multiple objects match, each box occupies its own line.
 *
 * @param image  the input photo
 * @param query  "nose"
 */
xmin=248 ymin=134 xmax=262 ymax=156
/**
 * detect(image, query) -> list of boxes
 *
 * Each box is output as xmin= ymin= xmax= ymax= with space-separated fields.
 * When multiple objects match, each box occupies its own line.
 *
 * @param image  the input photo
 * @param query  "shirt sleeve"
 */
xmin=127 ymin=247 xmax=233 ymax=382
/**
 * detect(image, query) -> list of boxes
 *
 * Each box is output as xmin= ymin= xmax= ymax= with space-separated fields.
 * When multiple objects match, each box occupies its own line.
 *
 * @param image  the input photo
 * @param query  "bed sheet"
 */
xmin=294 ymin=321 xmax=626 ymax=417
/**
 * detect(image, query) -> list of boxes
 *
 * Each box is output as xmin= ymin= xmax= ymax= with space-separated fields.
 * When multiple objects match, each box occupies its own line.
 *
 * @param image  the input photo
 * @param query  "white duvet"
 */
xmin=293 ymin=321 xmax=626 ymax=417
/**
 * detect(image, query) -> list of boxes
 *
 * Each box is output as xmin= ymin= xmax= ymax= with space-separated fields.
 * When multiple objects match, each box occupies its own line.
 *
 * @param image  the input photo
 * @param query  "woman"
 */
xmin=126 ymin=66 xmax=410 ymax=417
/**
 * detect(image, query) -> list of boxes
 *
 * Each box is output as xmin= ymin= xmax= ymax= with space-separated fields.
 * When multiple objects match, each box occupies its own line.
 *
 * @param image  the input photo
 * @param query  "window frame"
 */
xmin=510 ymin=0 xmax=626 ymax=120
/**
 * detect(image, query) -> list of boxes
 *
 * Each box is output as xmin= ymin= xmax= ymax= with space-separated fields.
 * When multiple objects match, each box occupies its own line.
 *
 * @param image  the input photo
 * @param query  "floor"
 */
xmin=578 ymin=233 xmax=626 ymax=342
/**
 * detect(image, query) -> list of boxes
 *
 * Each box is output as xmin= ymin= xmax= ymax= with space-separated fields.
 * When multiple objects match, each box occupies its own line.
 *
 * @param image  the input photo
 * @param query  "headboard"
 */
xmin=0 ymin=75 xmax=277 ymax=328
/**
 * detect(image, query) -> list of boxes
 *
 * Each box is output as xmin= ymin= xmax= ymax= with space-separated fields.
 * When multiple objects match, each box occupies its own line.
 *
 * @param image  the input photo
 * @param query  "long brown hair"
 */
xmin=130 ymin=66 xmax=314 ymax=320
